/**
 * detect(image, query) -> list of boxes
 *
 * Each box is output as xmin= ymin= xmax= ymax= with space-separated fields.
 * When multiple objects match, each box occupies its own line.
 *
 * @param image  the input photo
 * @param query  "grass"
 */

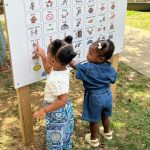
xmin=0 ymin=14 xmax=5 ymax=29
xmin=0 ymin=62 xmax=150 ymax=150
xmin=126 ymin=11 xmax=150 ymax=31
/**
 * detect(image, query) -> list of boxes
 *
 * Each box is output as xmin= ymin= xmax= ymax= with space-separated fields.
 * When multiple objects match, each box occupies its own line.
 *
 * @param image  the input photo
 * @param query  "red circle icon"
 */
xmin=46 ymin=14 xmax=54 ymax=20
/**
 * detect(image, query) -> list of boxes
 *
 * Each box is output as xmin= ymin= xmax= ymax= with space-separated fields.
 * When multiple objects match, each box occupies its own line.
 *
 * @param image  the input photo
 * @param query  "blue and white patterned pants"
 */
xmin=44 ymin=100 xmax=74 ymax=150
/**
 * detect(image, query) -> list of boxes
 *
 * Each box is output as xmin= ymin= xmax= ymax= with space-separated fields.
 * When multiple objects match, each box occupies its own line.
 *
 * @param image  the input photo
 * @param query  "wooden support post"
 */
xmin=16 ymin=86 xmax=34 ymax=146
xmin=110 ymin=53 xmax=119 ymax=100
xmin=4 ymin=4 xmax=34 ymax=146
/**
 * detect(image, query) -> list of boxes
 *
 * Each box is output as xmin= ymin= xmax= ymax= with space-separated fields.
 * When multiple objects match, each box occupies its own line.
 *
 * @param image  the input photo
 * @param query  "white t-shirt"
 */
xmin=44 ymin=69 xmax=70 ymax=103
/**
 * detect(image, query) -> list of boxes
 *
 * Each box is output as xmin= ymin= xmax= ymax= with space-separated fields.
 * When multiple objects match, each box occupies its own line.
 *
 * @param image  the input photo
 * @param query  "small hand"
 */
xmin=34 ymin=44 xmax=46 ymax=58
xmin=33 ymin=108 xmax=47 ymax=120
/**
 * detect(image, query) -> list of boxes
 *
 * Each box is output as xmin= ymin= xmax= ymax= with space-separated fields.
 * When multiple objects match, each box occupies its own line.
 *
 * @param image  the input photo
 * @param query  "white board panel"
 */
xmin=4 ymin=0 xmax=127 ymax=89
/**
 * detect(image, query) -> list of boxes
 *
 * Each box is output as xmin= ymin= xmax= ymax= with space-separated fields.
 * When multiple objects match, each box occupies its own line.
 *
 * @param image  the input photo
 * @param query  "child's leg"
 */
xmin=85 ymin=122 xmax=100 ymax=147
xmin=100 ymin=116 xmax=113 ymax=140
xmin=44 ymin=100 xmax=74 ymax=150
xmin=100 ymin=90 xmax=113 ymax=139
xmin=63 ymin=119 xmax=74 ymax=149
xmin=101 ymin=117 xmax=111 ymax=133
xmin=63 ymin=102 xmax=74 ymax=150
xmin=90 ymin=122 xmax=99 ymax=140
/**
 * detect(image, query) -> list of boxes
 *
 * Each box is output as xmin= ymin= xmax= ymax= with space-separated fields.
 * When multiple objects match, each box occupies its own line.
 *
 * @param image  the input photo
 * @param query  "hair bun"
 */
xmin=70 ymin=51 xmax=77 ymax=58
xmin=53 ymin=39 xmax=62 ymax=49
xmin=64 ymin=35 xmax=73 ymax=44
xmin=101 ymin=41 xmax=107 ymax=49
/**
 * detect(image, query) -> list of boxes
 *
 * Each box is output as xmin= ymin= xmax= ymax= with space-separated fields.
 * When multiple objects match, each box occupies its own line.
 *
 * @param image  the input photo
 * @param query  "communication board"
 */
xmin=4 ymin=0 xmax=127 ymax=88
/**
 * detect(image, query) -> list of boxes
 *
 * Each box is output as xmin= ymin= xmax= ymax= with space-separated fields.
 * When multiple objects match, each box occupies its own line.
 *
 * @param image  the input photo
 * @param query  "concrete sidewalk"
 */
xmin=120 ymin=25 xmax=150 ymax=78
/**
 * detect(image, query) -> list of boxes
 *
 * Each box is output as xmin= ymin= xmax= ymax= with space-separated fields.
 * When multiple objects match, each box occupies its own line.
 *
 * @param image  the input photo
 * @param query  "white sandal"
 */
xmin=85 ymin=133 xmax=100 ymax=147
xmin=99 ymin=127 xmax=113 ymax=140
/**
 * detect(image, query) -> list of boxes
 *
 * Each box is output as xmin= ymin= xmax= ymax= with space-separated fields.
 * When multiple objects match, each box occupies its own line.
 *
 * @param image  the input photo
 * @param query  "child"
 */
xmin=70 ymin=39 xmax=117 ymax=147
xmin=33 ymin=36 xmax=76 ymax=150
xmin=0 ymin=22 xmax=10 ymax=72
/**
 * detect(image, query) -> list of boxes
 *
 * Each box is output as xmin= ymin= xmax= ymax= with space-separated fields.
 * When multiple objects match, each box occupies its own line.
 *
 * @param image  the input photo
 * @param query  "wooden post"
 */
xmin=16 ymin=86 xmax=34 ymax=146
xmin=110 ymin=53 xmax=119 ymax=100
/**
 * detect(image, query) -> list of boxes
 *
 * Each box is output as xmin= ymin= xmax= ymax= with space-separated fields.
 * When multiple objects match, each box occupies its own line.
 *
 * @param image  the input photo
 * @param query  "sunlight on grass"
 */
xmin=1 ymin=134 xmax=14 ymax=147
xmin=0 ymin=14 xmax=6 ymax=29
xmin=113 ymin=122 xmax=126 ymax=129
xmin=126 ymin=11 xmax=150 ymax=31
xmin=132 ymin=91 xmax=150 ymax=99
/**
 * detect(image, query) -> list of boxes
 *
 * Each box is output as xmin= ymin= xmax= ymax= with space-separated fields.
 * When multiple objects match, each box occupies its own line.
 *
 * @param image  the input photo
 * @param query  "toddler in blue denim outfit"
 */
xmin=70 ymin=39 xmax=117 ymax=147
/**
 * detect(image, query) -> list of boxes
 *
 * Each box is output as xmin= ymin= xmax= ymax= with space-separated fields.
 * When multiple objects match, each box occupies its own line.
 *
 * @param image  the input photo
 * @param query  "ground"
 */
xmin=0 ymin=11 xmax=150 ymax=150
xmin=0 ymin=63 xmax=150 ymax=150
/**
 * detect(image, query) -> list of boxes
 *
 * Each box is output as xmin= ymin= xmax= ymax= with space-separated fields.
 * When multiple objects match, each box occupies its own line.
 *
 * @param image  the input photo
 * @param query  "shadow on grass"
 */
xmin=0 ymin=62 xmax=150 ymax=150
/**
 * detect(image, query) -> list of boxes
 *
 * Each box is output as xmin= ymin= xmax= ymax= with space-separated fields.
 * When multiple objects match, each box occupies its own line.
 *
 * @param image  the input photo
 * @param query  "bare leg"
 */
xmin=90 ymin=122 xmax=99 ymax=140
xmin=101 ymin=117 xmax=110 ymax=133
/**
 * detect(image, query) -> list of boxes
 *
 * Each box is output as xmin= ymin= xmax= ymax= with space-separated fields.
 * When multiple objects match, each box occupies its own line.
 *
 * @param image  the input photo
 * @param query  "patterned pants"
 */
xmin=44 ymin=100 xmax=74 ymax=150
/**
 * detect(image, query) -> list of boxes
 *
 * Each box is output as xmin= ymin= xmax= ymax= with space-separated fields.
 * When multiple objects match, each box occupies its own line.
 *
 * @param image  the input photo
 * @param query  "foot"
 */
xmin=99 ymin=127 xmax=113 ymax=140
xmin=85 ymin=133 xmax=99 ymax=147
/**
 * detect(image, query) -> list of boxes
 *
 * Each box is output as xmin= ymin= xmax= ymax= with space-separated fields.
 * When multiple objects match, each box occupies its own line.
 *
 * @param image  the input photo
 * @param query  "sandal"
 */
xmin=99 ymin=127 xmax=113 ymax=140
xmin=85 ymin=133 xmax=100 ymax=147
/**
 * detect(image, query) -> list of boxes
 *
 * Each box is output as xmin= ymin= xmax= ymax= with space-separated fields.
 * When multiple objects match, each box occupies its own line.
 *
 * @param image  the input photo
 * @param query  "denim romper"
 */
xmin=76 ymin=62 xmax=117 ymax=122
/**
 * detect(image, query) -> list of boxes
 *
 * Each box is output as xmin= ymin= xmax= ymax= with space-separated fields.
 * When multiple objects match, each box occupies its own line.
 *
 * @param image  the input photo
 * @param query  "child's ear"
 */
xmin=98 ymin=56 xmax=105 ymax=62
xmin=52 ymin=58 xmax=56 ymax=64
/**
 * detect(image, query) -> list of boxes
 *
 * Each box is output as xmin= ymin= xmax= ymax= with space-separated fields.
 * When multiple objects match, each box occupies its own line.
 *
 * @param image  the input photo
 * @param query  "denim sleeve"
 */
xmin=110 ymin=67 xmax=117 ymax=84
xmin=76 ymin=63 xmax=87 ymax=80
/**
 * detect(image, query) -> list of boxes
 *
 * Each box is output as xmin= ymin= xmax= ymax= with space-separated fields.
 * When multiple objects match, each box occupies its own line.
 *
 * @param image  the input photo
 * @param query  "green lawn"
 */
xmin=0 ymin=62 xmax=150 ymax=150
xmin=126 ymin=11 xmax=150 ymax=31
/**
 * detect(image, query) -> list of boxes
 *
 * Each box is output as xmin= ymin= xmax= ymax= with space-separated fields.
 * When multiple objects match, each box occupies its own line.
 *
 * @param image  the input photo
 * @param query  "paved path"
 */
xmin=120 ymin=25 xmax=150 ymax=78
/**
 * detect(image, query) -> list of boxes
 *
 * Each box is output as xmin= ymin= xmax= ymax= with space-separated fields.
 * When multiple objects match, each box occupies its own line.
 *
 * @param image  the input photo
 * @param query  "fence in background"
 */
xmin=128 ymin=0 xmax=150 ymax=11
xmin=128 ymin=0 xmax=150 ymax=3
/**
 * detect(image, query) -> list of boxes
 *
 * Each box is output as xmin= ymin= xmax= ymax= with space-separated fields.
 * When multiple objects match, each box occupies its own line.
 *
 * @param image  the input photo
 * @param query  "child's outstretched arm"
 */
xmin=69 ymin=60 xmax=77 ymax=70
xmin=35 ymin=46 xmax=52 ymax=74
xmin=33 ymin=94 xmax=68 ymax=119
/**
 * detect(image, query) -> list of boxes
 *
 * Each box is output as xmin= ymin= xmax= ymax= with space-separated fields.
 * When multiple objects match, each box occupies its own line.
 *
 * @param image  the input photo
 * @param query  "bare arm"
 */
xmin=33 ymin=94 xmax=68 ymax=119
xmin=69 ymin=60 xmax=77 ymax=70
xmin=35 ymin=47 xmax=52 ymax=74
xmin=44 ymin=94 xmax=68 ymax=112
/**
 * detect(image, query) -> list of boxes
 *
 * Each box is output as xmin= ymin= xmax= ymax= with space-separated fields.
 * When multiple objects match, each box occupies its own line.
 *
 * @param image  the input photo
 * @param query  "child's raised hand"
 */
xmin=33 ymin=108 xmax=47 ymax=120
xmin=34 ymin=44 xmax=46 ymax=58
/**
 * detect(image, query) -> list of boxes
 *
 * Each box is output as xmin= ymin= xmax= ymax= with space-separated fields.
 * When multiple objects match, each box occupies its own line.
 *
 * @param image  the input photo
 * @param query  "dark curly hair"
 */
xmin=48 ymin=36 xmax=76 ymax=65
xmin=91 ymin=39 xmax=115 ymax=60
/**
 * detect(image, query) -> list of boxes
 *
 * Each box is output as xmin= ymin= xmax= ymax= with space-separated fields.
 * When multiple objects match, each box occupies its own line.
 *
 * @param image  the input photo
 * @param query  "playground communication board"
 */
xmin=4 ymin=0 xmax=127 ymax=89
